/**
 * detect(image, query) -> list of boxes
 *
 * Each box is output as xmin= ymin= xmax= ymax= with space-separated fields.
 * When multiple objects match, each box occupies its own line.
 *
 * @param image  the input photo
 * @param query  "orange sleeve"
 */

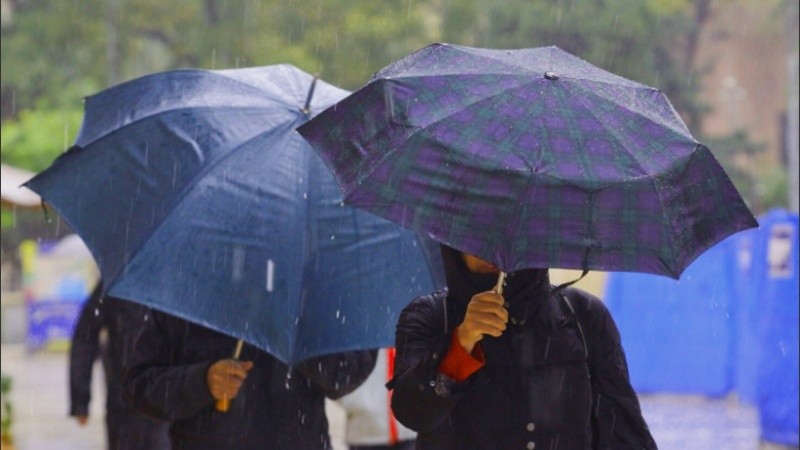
xmin=438 ymin=326 xmax=486 ymax=382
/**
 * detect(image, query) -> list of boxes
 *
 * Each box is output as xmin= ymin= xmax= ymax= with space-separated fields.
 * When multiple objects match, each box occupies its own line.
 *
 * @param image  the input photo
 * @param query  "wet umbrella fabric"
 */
xmin=25 ymin=65 xmax=440 ymax=365
xmin=298 ymin=43 xmax=757 ymax=279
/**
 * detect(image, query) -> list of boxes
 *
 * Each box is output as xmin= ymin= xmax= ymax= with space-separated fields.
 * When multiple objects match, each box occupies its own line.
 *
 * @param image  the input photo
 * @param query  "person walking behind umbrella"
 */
xmin=69 ymin=282 xmax=170 ymax=450
xmin=124 ymin=309 xmax=377 ymax=450
xmin=388 ymin=246 xmax=657 ymax=449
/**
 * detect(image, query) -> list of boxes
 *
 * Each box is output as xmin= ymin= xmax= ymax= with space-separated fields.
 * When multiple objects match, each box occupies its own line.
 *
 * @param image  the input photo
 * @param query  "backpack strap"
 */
xmin=556 ymin=291 xmax=589 ymax=361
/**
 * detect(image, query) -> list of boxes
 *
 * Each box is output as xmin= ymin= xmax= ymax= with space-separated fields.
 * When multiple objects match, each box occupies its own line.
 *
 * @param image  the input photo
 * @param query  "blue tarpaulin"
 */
xmin=605 ymin=208 xmax=799 ymax=445
xmin=604 ymin=236 xmax=738 ymax=396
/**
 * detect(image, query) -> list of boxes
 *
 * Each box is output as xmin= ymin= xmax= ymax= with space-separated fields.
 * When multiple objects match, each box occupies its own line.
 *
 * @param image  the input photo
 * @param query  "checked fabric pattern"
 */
xmin=299 ymin=44 xmax=757 ymax=278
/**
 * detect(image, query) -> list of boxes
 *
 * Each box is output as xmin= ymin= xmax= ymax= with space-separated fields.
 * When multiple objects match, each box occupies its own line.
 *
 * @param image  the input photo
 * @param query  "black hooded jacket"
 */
xmin=389 ymin=246 xmax=657 ymax=449
xmin=69 ymin=283 xmax=171 ymax=450
xmin=124 ymin=310 xmax=377 ymax=450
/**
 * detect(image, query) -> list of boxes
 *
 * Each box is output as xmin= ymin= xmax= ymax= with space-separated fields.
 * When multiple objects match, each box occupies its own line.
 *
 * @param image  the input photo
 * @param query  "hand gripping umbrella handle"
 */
xmin=215 ymin=339 xmax=244 ymax=412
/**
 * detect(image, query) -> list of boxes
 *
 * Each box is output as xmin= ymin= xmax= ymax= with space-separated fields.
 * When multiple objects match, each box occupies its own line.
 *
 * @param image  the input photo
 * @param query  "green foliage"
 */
xmin=756 ymin=165 xmax=789 ymax=213
xmin=433 ymin=0 xmax=702 ymax=122
xmin=0 ymin=0 xmax=787 ymax=243
xmin=2 ymin=0 xmax=703 ymax=109
xmin=0 ymin=109 xmax=83 ymax=172
xmin=703 ymin=130 xmax=771 ymax=213
xmin=1 ymin=1 xmax=106 ymax=115
xmin=1 ymin=374 xmax=12 ymax=443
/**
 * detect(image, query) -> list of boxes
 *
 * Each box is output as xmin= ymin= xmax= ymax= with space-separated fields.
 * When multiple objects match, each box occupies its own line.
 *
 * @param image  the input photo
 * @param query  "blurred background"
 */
xmin=1 ymin=0 xmax=798 ymax=449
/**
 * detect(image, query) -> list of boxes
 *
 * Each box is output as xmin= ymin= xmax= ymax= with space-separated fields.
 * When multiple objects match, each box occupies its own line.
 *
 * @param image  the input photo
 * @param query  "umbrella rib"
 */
xmin=568 ymin=85 xmax=684 ymax=273
xmin=79 ymin=67 xmax=318 ymax=146
xmin=425 ymin=44 xmax=655 ymax=90
xmin=95 ymin=68 xmax=307 ymax=112
xmin=78 ymin=105 xmax=291 ymax=148
xmin=566 ymin=81 xmax=693 ymax=141
xmin=565 ymin=84 xmax=653 ymax=179
xmin=291 ymin=142 xmax=315 ymax=365
xmin=360 ymin=75 xmax=541 ymax=153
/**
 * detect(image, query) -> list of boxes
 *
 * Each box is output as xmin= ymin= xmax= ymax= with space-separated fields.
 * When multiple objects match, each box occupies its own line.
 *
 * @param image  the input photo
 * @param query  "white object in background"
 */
xmin=0 ymin=163 xmax=41 ymax=208
xmin=336 ymin=348 xmax=416 ymax=446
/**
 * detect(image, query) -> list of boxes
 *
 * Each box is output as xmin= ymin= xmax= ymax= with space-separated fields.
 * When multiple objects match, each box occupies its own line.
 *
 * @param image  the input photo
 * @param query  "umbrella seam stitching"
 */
xmin=78 ymin=105 xmax=297 ymax=147
xmin=436 ymin=44 xmax=657 ymax=90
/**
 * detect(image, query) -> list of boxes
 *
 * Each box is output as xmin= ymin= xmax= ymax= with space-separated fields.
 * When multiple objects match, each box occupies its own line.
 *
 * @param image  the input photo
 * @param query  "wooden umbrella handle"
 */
xmin=214 ymin=339 xmax=244 ymax=412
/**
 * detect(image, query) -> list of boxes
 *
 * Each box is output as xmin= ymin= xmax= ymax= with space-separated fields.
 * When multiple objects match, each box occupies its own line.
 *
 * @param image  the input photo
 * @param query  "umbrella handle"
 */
xmin=493 ymin=271 xmax=506 ymax=296
xmin=214 ymin=339 xmax=244 ymax=413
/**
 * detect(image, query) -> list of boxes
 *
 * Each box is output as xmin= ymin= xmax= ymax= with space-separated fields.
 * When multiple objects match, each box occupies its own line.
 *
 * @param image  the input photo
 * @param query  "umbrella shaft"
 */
xmin=232 ymin=339 xmax=244 ymax=359
xmin=494 ymin=272 xmax=506 ymax=295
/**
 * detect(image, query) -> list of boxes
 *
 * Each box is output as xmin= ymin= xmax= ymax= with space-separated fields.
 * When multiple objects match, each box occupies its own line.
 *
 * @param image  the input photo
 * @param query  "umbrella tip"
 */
xmin=302 ymin=74 xmax=319 ymax=115
xmin=545 ymin=71 xmax=559 ymax=80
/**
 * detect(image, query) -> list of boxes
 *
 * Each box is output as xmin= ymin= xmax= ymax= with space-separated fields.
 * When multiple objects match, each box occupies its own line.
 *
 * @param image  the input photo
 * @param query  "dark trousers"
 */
xmin=107 ymin=409 xmax=171 ymax=450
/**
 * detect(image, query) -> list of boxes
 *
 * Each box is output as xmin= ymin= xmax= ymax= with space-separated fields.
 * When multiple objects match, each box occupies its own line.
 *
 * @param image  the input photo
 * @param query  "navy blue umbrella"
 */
xmin=25 ymin=65 xmax=441 ymax=365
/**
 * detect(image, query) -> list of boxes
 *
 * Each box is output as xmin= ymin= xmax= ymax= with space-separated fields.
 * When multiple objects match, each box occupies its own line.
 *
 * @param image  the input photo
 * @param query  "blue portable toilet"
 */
xmin=604 ymin=235 xmax=739 ymax=396
xmin=753 ymin=209 xmax=799 ymax=446
xmin=731 ymin=227 xmax=761 ymax=404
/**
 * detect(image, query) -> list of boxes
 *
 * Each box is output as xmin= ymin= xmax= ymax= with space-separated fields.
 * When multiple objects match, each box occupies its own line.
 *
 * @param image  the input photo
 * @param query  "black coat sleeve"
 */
xmin=123 ymin=310 xmax=215 ymax=420
xmin=294 ymin=349 xmax=378 ymax=400
xmin=568 ymin=289 xmax=658 ymax=449
xmin=389 ymin=294 xmax=471 ymax=434
xmin=69 ymin=284 xmax=105 ymax=417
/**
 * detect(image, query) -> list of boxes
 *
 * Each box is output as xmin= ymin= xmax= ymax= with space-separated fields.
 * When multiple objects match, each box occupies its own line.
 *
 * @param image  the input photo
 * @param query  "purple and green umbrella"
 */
xmin=298 ymin=43 xmax=757 ymax=280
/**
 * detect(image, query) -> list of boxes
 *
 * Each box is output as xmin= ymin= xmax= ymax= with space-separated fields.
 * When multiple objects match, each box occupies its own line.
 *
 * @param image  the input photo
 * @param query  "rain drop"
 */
xmin=266 ymin=259 xmax=275 ymax=292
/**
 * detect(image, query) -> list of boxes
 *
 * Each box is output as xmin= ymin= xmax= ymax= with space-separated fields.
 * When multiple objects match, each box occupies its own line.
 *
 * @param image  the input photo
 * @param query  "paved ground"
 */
xmin=0 ymin=344 xmax=795 ymax=450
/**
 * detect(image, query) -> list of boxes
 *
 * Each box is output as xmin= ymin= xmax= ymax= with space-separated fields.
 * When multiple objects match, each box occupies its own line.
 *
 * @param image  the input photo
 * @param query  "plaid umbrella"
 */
xmin=298 ymin=43 xmax=757 ymax=279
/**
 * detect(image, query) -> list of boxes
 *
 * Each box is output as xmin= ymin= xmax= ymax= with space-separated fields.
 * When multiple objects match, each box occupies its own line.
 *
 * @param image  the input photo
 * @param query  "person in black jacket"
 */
xmin=124 ymin=309 xmax=377 ymax=450
xmin=69 ymin=283 xmax=171 ymax=450
xmin=389 ymin=246 xmax=657 ymax=449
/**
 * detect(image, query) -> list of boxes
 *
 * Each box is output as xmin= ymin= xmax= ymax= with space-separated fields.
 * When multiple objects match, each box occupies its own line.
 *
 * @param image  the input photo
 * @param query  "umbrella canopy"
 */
xmin=298 ymin=43 xmax=758 ymax=279
xmin=25 ymin=64 xmax=441 ymax=364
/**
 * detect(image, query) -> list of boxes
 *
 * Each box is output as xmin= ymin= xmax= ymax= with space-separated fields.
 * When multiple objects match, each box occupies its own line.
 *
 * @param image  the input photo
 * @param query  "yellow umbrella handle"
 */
xmin=215 ymin=339 xmax=244 ymax=412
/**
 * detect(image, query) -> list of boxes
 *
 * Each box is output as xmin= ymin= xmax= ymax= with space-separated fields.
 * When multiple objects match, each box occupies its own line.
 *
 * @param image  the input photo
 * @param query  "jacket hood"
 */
xmin=440 ymin=245 xmax=550 ymax=307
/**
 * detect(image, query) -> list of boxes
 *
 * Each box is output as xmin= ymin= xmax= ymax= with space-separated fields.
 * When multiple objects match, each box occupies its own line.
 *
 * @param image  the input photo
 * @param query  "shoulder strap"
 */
xmin=556 ymin=292 xmax=589 ymax=360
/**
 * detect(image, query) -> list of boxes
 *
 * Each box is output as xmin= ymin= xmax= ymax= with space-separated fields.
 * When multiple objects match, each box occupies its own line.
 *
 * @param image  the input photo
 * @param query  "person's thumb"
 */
xmin=240 ymin=360 xmax=254 ymax=371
